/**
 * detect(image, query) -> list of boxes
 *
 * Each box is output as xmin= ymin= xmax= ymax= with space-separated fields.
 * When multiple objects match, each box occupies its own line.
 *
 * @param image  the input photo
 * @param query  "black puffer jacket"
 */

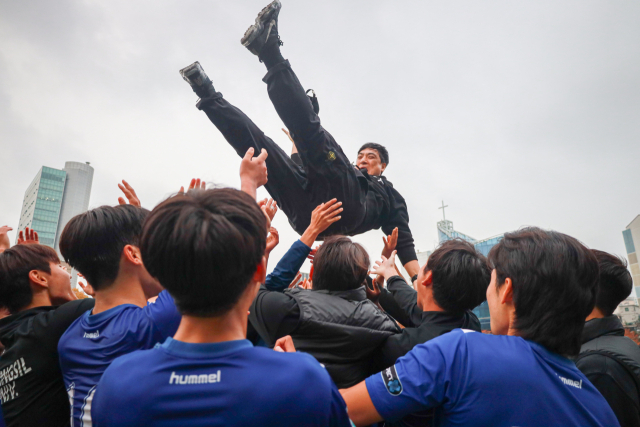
xmin=287 ymin=286 xmax=401 ymax=388
xmin=575 ymin=316 xmax=640 ymax=427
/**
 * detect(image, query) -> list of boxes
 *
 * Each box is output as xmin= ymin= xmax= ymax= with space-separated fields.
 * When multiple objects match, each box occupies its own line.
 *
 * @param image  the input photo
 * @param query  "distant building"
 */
xmin=17 ymin=162 xmax=93 ymax=287
xmin=436 ymin=203 xmax=506 ymax=330
xmin=623 ymin=215 xmax=640 ymax=297
xmin=614 ymin=299 xmax=640 ymax=327
xmin=17 ymin=167 xmax=67 ymax=248
xmin=54 ymin=162 xmax=94 ymax=252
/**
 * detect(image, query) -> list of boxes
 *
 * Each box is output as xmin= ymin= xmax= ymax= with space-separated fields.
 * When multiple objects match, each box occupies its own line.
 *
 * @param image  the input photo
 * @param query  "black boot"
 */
xmin=179 ymin=61 xmax=216 ymax=99
xmin=241 ymin=0 xmax=283 ymax=64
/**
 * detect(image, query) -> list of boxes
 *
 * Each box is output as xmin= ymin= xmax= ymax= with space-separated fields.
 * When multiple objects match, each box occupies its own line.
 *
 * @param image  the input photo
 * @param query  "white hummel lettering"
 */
xmin=169 ymin=370 xmax=221 ymax=385
xmin=83 ymin=331 xmax=99 ymax=339
xmin=558 ymin=375 xmax=582 ymax=389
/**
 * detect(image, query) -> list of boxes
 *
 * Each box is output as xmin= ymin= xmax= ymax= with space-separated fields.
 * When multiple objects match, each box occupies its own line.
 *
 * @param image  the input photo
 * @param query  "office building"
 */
xmin=623 ymin=215 xmax=640 ymax=298
xmin=18 ymin=162 xmax=94 ymax=251
xmin=54 ymin=162 xmax=94 ymax=252
xmin=436 ymin=203 xmax=505 ymax=330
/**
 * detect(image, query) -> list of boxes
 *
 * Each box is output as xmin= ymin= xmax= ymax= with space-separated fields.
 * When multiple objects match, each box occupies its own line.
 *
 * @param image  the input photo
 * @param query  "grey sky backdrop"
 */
xmin=1 ymin=0 xmax=639 ymax=276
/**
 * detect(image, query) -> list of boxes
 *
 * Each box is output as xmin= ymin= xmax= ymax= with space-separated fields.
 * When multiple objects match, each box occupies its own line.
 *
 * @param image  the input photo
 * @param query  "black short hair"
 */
xmin=358 ymin=143 xmax=389 ymax=165
xmin=312 ymin=236 xmax=370 ymax=292
xmin=426 ymin=239 xmax=491 ymax=313
xmin=0 ymin=244 xmax=60 ymax=313
xmin=140 ymin=188 xmax=267 ymax=317
xmin=488 ymin=227 xmax=598 ymax=357
xmin=59 ymin=205 xmax=149 ymax=291
xmin=592 ymin=250 xmax=632 ymax=316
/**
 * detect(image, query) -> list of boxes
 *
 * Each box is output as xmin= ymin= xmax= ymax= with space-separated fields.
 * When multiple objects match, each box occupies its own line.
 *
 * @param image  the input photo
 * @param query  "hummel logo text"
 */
xmin=559 ymin=375 xmax=582 ymax=389
xmin=169 ymin=371 xmax=221 ymax=385
xmin=83 ymin=331 xmax=99 ymax=339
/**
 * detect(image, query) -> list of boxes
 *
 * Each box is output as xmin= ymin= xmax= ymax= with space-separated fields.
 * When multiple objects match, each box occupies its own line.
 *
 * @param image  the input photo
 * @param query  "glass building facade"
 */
xmin=623 ymin=216 xmax=640 ymax=298
xmin=17 ymin=167 xmax=67 ymax=247
xmin=437 ymin=219 xmax=505 ymax=330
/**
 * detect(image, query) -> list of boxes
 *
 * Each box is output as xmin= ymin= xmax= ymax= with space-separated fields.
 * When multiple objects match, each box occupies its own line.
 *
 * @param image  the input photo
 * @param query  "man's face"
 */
xmin=356 ymin=148 xmax=386 ymax=176
xmin=46 ymin=261 xmax=74 ymax=305
xmin=487 ymin=269 xmax=509 ymax=335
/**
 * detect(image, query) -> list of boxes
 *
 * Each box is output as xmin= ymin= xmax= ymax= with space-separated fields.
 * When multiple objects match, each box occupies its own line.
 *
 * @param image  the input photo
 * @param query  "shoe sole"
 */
xmin=241 ymin=0 xmax=281 ymax=47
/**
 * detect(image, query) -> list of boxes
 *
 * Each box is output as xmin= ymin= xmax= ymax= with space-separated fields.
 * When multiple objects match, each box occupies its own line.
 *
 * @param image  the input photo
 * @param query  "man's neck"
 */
xmin=585 ymin=307 xmax=606 ymax=322
xmin=19 ymin=292 xmax=52 ymax=312
xmin=92 ymin=274 xmax=148 ymax=315
xmin=417 ymin=292 xmax=444 ymax=313
xmin=173 ymin=308 xmax=247 ymax=344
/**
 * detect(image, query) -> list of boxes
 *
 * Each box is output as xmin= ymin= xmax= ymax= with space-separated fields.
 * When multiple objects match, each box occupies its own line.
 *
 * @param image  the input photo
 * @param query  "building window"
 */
xmin=625 ymin=308 xmax=629 ymax=312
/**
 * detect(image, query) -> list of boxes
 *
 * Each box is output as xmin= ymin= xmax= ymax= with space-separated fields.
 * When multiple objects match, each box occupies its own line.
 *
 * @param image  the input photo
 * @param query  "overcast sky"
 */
xmin=1 ymin=0 xmax=639 ymax=275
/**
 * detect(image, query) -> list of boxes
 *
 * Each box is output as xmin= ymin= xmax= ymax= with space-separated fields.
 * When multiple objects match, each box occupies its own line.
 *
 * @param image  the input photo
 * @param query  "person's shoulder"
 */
xmin=253 ymin=348 xmax=331 ymax=383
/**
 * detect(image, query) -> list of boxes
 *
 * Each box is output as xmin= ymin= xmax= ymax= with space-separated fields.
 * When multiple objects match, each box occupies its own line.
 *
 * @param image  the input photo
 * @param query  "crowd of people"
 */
xmin=1 ymin=1 xmax=640 ymax=426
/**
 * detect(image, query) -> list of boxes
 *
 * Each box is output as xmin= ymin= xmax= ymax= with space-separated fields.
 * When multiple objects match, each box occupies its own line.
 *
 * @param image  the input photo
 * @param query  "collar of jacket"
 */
xmin=312 ymin=286 xmax=367 ymax=302
xmin=582 ymin=315 xmax=625 ymax=344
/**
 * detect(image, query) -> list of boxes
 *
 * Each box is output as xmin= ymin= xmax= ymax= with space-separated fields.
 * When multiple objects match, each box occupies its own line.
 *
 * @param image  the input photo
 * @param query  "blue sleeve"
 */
xmin=265 ymin=240 xmax=311 ymax=292
xmin=364 ymin=330 xmax=469 ymax=422
xmin=328 ymin=380 xmax=353 ymax=427
xmin=144 ymin=290 xmax=181 ymax=338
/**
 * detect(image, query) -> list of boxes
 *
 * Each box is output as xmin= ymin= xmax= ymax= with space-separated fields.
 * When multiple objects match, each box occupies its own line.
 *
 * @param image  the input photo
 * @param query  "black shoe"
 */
xmin=241 ymin=0 xmax=283 ymax=57
xmin=179 ymin=61 xmax=216 ymax=99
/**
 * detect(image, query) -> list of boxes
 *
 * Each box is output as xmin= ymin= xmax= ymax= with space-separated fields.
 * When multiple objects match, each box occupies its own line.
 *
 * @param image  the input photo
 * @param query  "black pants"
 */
xmin=198 ymin=60 xmax=366 ymax=236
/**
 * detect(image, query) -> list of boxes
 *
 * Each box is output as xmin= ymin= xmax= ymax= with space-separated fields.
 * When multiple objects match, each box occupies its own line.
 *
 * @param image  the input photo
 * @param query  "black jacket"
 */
xmin=575 ymin=316 xmax=640 ymax=427
xmin=352 ymin=170 xmax=417 ymax=265
xmin=251 ymin=285 xmax=401 ymax=388
xmin=376 ymin=276 xmax=481 ymax=370
xmin=0 ymin=299 xmax=95 ymax=427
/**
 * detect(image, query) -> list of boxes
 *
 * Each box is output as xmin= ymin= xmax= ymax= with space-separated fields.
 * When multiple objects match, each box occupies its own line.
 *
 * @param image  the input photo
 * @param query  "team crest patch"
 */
xmin=327 ymin=151 xmax=336 ymax=161
xmin=381 ymin=365 xmax=403 ymax=396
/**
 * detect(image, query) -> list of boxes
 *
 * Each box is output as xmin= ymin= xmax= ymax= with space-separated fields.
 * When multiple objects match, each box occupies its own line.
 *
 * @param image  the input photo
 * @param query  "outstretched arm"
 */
xmin=382 ymin=187 xmax=419 ymax=278
xmin=340 ymin=382 xmax=383 ymax=426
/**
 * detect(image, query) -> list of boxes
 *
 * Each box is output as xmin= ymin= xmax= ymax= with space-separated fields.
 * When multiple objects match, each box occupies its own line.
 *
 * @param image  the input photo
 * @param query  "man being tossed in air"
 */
xmin=179 ymin=0 xmax=420 ymax=278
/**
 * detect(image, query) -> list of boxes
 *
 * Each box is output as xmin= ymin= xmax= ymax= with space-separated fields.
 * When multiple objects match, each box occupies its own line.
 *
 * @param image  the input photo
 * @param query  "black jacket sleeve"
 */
xmin=385 ymin=276 xmax=423 ymax=327
xmin=382 ymin=185 xmax=417 ymax=266
xmin=249 ymin=285 xmax=301 ymax=347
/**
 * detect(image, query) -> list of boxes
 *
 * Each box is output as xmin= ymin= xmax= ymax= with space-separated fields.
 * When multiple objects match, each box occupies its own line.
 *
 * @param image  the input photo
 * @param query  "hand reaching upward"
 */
xmin=117 ymin=180 xmax=141 ymax=207
xmin=240 ymin=147 xmax=268 ymax=199
xmin=179 ymin=178 xmax=207 ymax=193
xmin=300 ymin=199 xmax=343 ymax=247
xmin=381 ymin=227 xmax=398 ymax=259
xmin=371 ymin=251 xmax=398 ymax=282
xmin=17 ymin=227 xmax=39 ymax=245
xmin=0 ymin=225 xmax=12 ymax=252
xmin=259 ymin=198 xmax=278 ymax=222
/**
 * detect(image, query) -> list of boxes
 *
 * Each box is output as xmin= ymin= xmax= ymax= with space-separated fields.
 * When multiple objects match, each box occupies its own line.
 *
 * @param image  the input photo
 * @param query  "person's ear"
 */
xmin=419 ymin=270 xmax=433 ymax=288
xmin=499 ymin=278 xmax=514 ymax=305
xmin=28 ymin=269 xmax=49 ymax=290
xmin=380 ymin=163 xmax=387 ymax=173
xmin=252 ymin=256 xmax=267 ymax=284
xmin=123 ymin=245 xmax=143 ymax=266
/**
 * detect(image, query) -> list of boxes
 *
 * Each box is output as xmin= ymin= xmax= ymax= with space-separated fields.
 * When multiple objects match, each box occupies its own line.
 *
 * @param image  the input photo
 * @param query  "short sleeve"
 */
xmin=365 ymin=330 xmax=468 ymax=422
xmin=143 ymin=291 xmax=181 ymax=338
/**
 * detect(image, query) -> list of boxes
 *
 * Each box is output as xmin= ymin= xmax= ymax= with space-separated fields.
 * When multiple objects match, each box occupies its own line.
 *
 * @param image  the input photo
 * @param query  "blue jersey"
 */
xmin=366 ymin=329 xmax=620 ymax=427
xmin=58 ymin=291 xmax=181 ymax=427
xmin=91 ymin=338 xmax=352 ymax=427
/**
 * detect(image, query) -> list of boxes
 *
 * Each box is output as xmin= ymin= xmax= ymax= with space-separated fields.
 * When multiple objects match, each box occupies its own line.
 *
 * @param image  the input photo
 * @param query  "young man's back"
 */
xmin=58 ymin=290 xmax=180 ymax=425
xmin=92 ymin=338 xmax=349 ymax=427
xmin=366 ymin=329 xmax=619 ymax=426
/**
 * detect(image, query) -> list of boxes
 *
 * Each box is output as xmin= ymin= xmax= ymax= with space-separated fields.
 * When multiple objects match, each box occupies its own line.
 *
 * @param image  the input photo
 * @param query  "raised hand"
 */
xmin=371 ymin=251 xmax=398 ymax=282
xmin=365 ymin=276 xmax=383 ymax=308
xmin=266 ymin=227 xmax=280 ymax=254
xmin=300 ymin=199 xmax=343 ymax=247
xmin=240 ymin=147 xmax=268 ymax=199
xmin=381 ymin=227 xmax=398 ymax=259
xmin=307 ymin=246 xmax=319 ymax=263
xmin=288 ymin=272 xmax=303 ymax=289
xmin=117 ymin=180 xmax=141 ymax=207
xmin=0 ymin=225 xmax=12 ymax=252
xmin=77 ymin=273 xmax=95 ymax=297
xmin=273 ymin=335 xmax=296 ymax=353
xmin=259 ymin=198 xmax=278 ymax=222
xmin=17 ymin=227 xmax=39 ymax=245
xmin=179 ymin=178 xmax=207 ymax=193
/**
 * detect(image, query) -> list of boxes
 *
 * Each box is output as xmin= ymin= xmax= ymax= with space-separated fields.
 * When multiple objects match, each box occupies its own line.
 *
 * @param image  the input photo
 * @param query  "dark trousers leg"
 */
xmin=197 ymin=92 xmax=312 ymax=234
xmin=262 ymin=60 xmax=366 ymax=234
